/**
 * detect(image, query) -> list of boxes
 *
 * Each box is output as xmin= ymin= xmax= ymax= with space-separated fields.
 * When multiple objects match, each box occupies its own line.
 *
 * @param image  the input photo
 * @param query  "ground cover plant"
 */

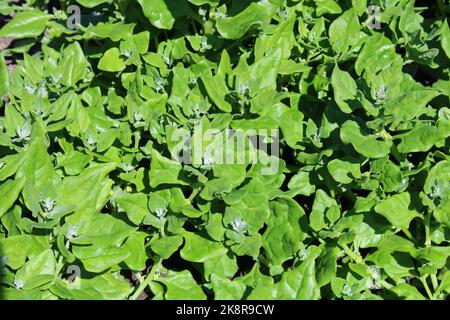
xmin=0 ymin=0 xmax=449 ymax=300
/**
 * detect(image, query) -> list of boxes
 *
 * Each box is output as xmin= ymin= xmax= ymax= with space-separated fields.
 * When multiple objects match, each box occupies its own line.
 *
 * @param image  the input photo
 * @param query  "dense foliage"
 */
xmin=0 ymin=0 xmax=449 ymax=300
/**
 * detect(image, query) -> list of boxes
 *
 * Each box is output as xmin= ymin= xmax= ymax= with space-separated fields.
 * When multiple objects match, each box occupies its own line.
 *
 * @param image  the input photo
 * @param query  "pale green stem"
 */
xmin=380 ymin=280 xmax=393 ymax=290
xmin=129 ymin=259 xmax=162 ymax=300
xmin=189 ymin=187 xmax=201 ymax=202
xmin=340 ymin=243 xmax=362 ymax=263
xmin=431 ymin=274 xmax=439 ymax=291
xmin=420 ymin=276 xmax=434 ymax=300
xmin=424 ymin=213 xmax=431 ymax=247
xmin=402 ymin=229 xmax=414 ymax=242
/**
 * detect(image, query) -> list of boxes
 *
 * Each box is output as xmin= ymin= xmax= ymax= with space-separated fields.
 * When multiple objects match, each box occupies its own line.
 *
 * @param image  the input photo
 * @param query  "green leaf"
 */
xmin=380 ymin=161 xmax=403 ymax=192
xmin=0 ymin=54 xmax=9 ymax=97
xmin=316 ymin=245 xmax=338 ymax=287
xmin=262 ymin=197 xmax=308 ymax=268
xmin=159 ymin=270 xmax=206 ymax=300
xmin=201 ymin=72 xmax=232 ymax=112
xmin=384 ymin=89 xmax=440 ymax=122
xmin=355 ymin=34 xmax=397 ymax=76
xmin=316 ymin=0 xmax=342 ymax=17
xmin=76 ymin=0 xmax=112 ymax=8
xmin=151 ymin=235 xmax=183 ymax=260
xmin=216 ymin=1 xmax=278 ymax=40
xmin=328 ymin=8 xmax=361 ymax=53
xmin=340 ymin=121 xmax=392 ymax=158
xmin=441 ymin=21 xmax=450 ymax=59
xmin=123 ymin=232 xmax=148 ymax=271
xmin=237 ymin=264 xmax=275 ymax=299
xmin=59 ymin=42 xmax=89 ymax=87
xmin=375 ymin=193 xmax=420 ymax=230
xmin=180 ymin=232 xmax=227 ymax=263
xmin=149 ymin=149 xmax=187 ymax=188
xmin=275 ymin=258 xmax=320 ymax=299
xmin=437 ymin=271 xmax=450 ymax=297
xmin=76 ymin=247 xmax=131 ymax=273
xmin=51 ymin=272 xmax=131 ymax=300
xmin=0 ymin=235 xmax=46 ymax=270
xmin=210 ymin=274 xmax=245 ymax=300
xmin=204 ymin=253 xmax=237 ymax=279
xmin=331 ymin=64 xmax=358 ymax=113
xmin=83 ymin=22 xmax=135 ymax=41
xmin=98 ymin=48 xmax=126 ymax=73
xmin=137 ymin=0 xmax=175 ymax=30
xmin=397 ymin=124 xmax=443 ymax=153
xmin=15 ymin=249 xmax=56 ymax=290
xmin=187 ymin=0 xmax=219 ymax=5
xmin=71 ymin=214 xmax=137 ymax=246
xmin=327 ymin=158 xmax=361 ymax=184
xmin=280 ymin=107 xmax=304 ymax=148
xmin=57 ymin=164 xmax=116 ymax=219
xmin=0 ymin=10 xmax=51 ymax=39
xmin=205 ymin=213 xmax=226 ymax=242
xmin=390 ymin=283 xmax=426 ymax=300
xmin=351 ymin=0 xmax=367 ymax=15
xmin=287 ymin=171 xmax=316 ymax=196
xmin=310 ymin=190 xmax=338 ymax=231
xmin=116 ymin=192 xmax=149 ymax=225
xmin=56 ymin=151 xmax=93 ymax=176
xmin=0 ymin=178 xmax=25 ymax=219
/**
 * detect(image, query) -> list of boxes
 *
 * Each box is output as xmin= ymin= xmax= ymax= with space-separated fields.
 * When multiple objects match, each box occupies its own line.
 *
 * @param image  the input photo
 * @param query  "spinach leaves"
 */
xmin=0 ymin=0 xmax=449 ymax=300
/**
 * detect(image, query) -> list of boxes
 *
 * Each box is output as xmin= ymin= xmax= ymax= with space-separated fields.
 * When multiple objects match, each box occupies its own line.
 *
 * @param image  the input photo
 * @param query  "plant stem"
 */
xmin=340 ymin=243 xmax=361 ymax=263
xmin=330 ymin=188 xmax=336 ymax=199
xmin=134 ymin=131 xmax=141 ymax=150
xmin=380 ymin=280 xmax=393 ymax=290
xmin=424 ymin=212 xmax=431 ymax=247
xmin=129 ymin=259 xmax=162 ymax=300
xmin=402 ymin=228 xmax=414 ymax=242
xmin=420 ymin=276 xmax=434 ymax=300
xmin=189 ymin=187 xmax=201 ymax=202
xmin=431 ymin=274 xmax=439 ymax=291
xmin=160 ymin=222 xmax=166 ymax=237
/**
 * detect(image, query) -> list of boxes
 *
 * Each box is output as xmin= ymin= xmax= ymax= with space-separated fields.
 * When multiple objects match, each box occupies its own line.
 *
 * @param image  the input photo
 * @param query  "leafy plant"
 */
xmin=0 ymin=0 xmax=449 ymax=300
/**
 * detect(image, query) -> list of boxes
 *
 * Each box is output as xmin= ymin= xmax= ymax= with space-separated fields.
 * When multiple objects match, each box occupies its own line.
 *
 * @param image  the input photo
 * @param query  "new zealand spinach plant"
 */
xmin=0 ymin=0 xmax=449 ymax=300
